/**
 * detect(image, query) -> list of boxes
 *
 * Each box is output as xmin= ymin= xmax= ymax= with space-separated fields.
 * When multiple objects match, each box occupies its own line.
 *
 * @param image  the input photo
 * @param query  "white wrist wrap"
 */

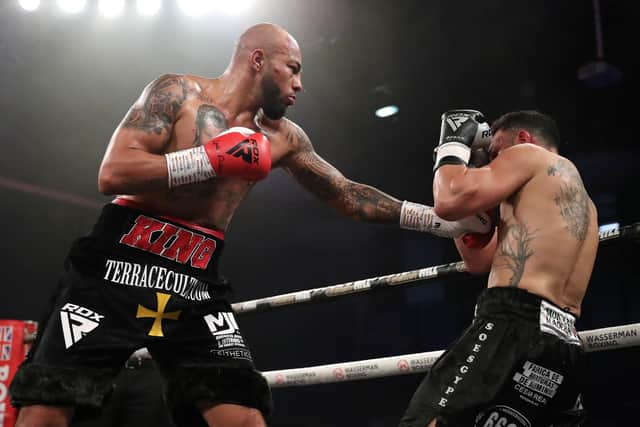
xmin=399 ymin=201 xmax=435 ymax=232
xmin=434 ymin=142 xmax=471 ymax=167
xmin=165 ymin=146 xmax=216 ymax=188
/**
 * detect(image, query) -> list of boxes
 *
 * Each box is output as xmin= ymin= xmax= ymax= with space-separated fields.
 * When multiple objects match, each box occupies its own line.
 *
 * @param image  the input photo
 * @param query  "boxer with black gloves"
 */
xmin=433 ymin=110 xmax=498 ymax=251
xmin=10 ymin=24 xmax=499 ymax=427
xmin=399 ymin=110 xmax=599 ymax=427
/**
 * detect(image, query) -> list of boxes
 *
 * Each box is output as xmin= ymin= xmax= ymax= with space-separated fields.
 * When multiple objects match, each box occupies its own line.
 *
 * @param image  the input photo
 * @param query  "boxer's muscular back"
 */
xmin=487 ymin=149 xmax=599 ymax=316
xmin=116 ymin=74 xmax=294 ymax=231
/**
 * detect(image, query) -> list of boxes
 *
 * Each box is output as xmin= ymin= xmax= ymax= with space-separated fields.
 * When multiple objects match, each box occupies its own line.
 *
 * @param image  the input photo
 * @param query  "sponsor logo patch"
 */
xmin=446 ymin=115 xmax=470 ymax=132
xmin=60 ymin=303 xmax=104 ymax=349
xmin=204 ymin=312 xmax=252 ymax=361
xmin=512 ymin=360 xmax=564 ymax=406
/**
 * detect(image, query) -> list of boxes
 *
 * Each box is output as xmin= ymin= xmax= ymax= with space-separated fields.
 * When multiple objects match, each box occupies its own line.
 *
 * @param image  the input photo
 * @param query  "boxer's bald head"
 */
xmin=229 ymin=23 xmax=301 ymax=70
xmin=226 ymin=23 xmax=303 ymax=119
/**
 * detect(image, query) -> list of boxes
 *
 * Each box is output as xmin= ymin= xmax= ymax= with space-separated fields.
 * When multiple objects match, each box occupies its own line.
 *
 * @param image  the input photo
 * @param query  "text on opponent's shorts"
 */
xmin=9 ymin=198 xmax=272 ymax=415
xmin=399 ymin=287 xmax=586 ymax=427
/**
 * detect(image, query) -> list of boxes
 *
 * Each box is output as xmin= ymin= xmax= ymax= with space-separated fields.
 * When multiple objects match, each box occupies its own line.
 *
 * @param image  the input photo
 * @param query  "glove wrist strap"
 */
xmin=433 ymin=142 xmax=471 ymax=172
xmin=165 ymin=146 xmax=216 ymax=189
xmin=399 ymin=201 xmax=435 ymax=232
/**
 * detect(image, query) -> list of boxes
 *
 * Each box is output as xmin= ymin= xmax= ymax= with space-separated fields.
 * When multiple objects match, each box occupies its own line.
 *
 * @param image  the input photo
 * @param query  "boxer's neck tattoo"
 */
xmin=193 ymin=105 xmax=228 ymax=146
xmin=284 ymin=125 xmax=400 ymax=222
xmin=548 ymin=159 xmax=590 ymax=241
xmin=496 ymin=222 xmax=536 ymax=287
xmin=123 ymin=74 xmax=189 ymax=137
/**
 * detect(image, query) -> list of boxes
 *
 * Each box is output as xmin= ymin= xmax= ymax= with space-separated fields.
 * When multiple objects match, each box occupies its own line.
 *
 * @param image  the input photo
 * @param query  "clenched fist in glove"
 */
xmin=460 ymin=207 xmax=499 ymax=248
xmin=165 ymin=127 xmax=271 ymax=188
xmin=433 ymin=109 xmax=491 ymax=171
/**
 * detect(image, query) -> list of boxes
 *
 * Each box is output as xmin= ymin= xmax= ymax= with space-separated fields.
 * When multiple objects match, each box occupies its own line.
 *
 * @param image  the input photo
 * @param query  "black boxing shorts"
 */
xmin=9 ymin=198 xmax=272 ymax=416
xmin=399 ymin=287 xmax=586 ymax=427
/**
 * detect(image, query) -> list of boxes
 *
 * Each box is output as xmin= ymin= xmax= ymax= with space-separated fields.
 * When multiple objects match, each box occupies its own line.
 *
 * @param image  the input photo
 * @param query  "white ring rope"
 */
xmin=232 ymin=222 xmax=639 ymax=315
xmin=262 ymin=322 xmax=640 ymax=387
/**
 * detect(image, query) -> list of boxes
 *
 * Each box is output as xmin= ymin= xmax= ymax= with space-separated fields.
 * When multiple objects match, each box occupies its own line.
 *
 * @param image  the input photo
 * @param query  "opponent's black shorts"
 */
xmin=399 ymin=287 xmax=586 ymax=427
xmin=10 ymin=198 xmax=272 ymax=416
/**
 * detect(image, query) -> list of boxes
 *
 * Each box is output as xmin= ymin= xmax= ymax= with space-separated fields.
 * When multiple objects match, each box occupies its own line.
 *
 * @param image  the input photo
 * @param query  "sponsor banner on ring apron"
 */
xmin=0 ymin=319 xmax=37 ymax=427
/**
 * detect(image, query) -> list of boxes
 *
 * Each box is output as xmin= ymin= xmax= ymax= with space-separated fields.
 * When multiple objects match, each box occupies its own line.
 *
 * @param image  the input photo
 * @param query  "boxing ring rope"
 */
xmin=228 ymin=222 xmax=640 ymax=387
xmin=262 ymin=323 xmax=640 ymax=387
xmin=231 ymin=222 xmax=640 ymax=315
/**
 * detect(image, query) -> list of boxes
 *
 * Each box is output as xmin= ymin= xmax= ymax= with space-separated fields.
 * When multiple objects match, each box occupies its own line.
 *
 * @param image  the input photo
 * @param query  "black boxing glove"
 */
xmin=469 ymin=145 xmax=491 ymax=168
xmin=433 ymin=109 xmax=491 ymax=172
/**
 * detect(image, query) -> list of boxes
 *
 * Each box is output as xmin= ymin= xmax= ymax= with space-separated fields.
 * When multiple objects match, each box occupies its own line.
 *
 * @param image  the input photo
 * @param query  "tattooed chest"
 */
xmin=175 ymin=103 xmax=229 ymax=148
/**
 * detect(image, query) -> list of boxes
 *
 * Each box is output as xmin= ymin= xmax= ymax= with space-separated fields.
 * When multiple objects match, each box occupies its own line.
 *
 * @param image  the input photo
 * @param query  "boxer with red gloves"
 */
xmin=399 ymin=110 xmax=599 ymax=427
xmin=10 ymin=23 xmax=507 ymax=427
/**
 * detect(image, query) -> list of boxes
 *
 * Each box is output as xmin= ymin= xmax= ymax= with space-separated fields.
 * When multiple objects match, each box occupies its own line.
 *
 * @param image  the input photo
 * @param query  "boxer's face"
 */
xmin=260 ymin=41 xmax=302 ymax=120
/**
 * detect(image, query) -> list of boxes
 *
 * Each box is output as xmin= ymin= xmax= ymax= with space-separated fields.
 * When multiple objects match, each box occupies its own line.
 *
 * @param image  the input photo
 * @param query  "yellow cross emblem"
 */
xmin=136 ymin=292 xmax=181 ymax=337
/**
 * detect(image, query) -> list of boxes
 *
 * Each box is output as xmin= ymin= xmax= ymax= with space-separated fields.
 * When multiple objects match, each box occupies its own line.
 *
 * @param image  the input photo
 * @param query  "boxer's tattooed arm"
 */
xmin=283 ymin=124 xmax=401 ymax=222
xmin=548 ymin=159 xmax=590 ymax=241
xmin=495 ymin=222 xmax=536 ymax=287
xmin=122 ymin=74 xmax=189 ymax=138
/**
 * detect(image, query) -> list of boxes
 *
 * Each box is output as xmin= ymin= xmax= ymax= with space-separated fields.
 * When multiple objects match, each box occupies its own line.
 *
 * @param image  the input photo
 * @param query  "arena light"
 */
xmin=375 ymin=105 xmax=399 ymax=118
xmin=57 ymin=0 xmax=86 ymax=14
xmin=177 ymin=0 xmax=214 ymax=17
xmin=98 ymin=0 xmax=125 ymax=17
xmin=136 ymin=0 xmax=162 ymax=16
xmin=218 ymin=0 xmax=253 ymax=15
xmin=19 ymin=0 xmax=41 ymax=12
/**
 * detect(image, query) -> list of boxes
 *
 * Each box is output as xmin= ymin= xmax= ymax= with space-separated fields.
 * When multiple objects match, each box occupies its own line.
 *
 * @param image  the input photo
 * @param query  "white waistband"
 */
xmin=539 ymin=300 xmax=581 ymax=346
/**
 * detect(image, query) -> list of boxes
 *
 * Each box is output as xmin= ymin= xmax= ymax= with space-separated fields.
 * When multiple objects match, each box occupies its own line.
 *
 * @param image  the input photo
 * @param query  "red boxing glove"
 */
xmin=204 ymin=127 xmax=271 ymax=181
xmin=461 ymin=208 xmax=499 ymax=248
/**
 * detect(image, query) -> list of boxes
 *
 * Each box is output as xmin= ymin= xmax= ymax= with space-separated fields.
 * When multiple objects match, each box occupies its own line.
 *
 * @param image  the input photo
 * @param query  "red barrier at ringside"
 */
xmin=0 ymin=320 xmax=37 ymax=427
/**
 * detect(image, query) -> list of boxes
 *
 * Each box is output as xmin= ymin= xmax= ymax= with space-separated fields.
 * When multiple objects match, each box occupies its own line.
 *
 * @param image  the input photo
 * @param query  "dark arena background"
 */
xmin=1 ymin=1 xmax=639 ymax=426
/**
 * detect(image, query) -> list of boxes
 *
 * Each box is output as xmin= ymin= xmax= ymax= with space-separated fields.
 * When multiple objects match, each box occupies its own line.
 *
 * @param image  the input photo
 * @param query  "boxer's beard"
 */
xmin=261 ymin=71 xmax=287 ymax=120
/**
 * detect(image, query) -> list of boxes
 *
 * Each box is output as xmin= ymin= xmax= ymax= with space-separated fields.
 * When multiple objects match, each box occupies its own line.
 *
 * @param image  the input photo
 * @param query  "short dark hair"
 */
xmin=490 ymin=110 xmax=561 ymax=150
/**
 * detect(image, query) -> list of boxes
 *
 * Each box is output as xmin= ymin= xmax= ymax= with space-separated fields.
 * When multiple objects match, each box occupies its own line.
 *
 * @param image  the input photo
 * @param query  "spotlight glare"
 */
xmin=375 ymin=105 xmax=399 ymax=118
xmin=57 ymin=0 xmax=86 ymax=14
xmin=218 ymin=0 xmax=253 ymax=15
xmin=19 ymin=0 xmax=41 ymax=12
xmin=137 ymin=0 xmax=162 ymax=16
xmin=99 ymin=0 xmax=125 ymax=17
xmin=177 ymin=0 xmax=213 ymax=17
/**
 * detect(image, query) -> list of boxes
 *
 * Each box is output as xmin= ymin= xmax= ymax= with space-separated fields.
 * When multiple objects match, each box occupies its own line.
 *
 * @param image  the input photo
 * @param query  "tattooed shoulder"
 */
xmin=122 ymin=74 xmax=191 ymax=136
xmin=285 ymin=120 xmax=313 ymax=153
xmin=547 ymin=158 xmax=590 ymax=241
xmin=547 ymin=158 xmax=581 ymax=181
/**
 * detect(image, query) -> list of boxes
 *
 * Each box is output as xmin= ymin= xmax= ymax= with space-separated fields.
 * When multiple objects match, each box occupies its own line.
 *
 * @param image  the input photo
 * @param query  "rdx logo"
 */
xmin=226 ymin=139 xmax=260 ymax=164
xmin=60 ymin=303 xmax=104 ymax=349
xmin=61 ymin=304 xmax=104 ymax=322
